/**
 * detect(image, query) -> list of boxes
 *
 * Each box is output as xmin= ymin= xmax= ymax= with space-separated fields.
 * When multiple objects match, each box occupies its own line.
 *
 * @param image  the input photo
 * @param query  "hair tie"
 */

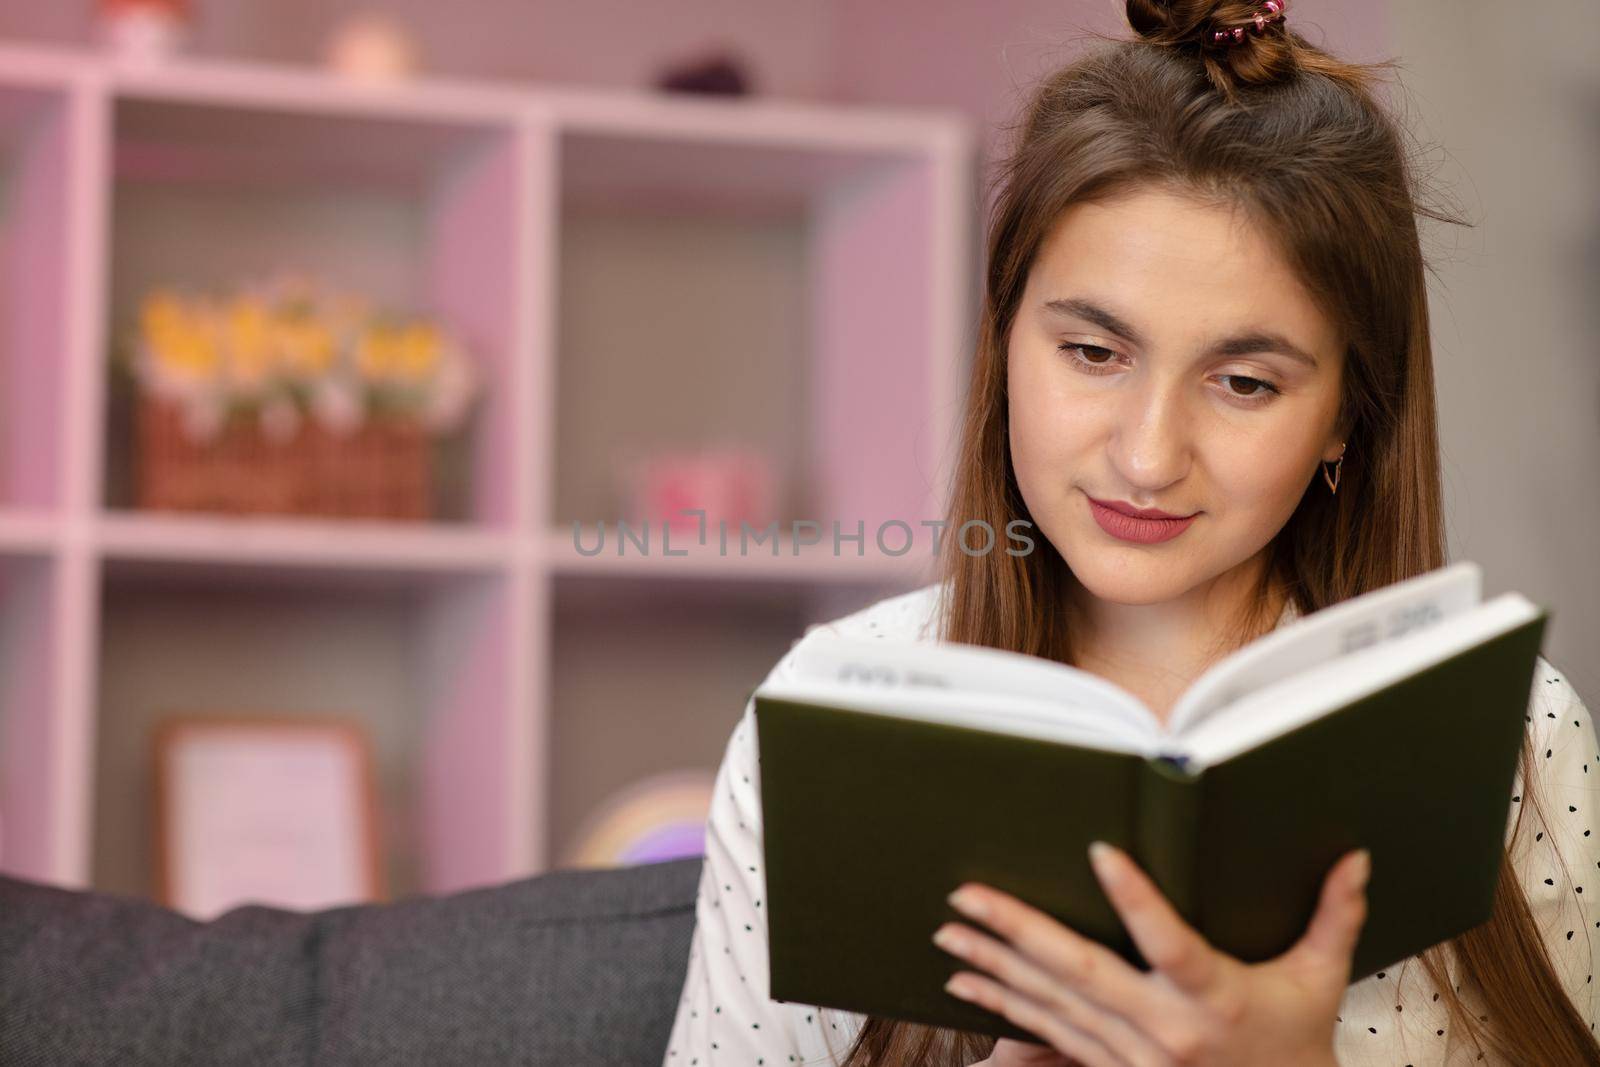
xmin=1210 ymin=0 xmax=1286 ymax=46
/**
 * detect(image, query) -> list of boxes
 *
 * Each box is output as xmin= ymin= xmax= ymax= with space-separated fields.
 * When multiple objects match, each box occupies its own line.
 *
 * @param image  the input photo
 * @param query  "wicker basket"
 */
xmin=135 ymin=396 xmax=432 ymax=520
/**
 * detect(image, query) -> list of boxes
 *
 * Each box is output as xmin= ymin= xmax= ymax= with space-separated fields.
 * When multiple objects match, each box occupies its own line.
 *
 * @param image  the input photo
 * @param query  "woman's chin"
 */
xmin=1063 ymin=556 xmax=1198 ymax=607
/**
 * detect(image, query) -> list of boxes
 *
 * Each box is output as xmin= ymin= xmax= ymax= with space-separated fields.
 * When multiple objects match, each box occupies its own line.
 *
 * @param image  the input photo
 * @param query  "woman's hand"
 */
xmin=935 ymin=842 xmax=1369 ymax=1067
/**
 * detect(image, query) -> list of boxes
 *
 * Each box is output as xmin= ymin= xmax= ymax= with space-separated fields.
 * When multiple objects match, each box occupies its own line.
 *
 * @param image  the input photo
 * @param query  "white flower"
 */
xmin=420 ymin=339 xmax=478 ymax=432
xmin=311 ymin=376 xmax=364 ymax=437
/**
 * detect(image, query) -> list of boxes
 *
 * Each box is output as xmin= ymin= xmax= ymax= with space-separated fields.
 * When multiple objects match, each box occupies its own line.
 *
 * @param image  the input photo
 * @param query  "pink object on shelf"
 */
xmin=324 ymin=12 xmax=422 ymax=83
xmin=622 ymin=447 xmax=776 ymax=535
xmin=97 ymin=0 xmax=191 ymax=62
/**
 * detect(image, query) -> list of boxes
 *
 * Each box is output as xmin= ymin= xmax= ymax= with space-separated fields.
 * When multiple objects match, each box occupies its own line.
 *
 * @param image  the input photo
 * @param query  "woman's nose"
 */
xmin=1107 ymin=379 xmax=1193 ymax=490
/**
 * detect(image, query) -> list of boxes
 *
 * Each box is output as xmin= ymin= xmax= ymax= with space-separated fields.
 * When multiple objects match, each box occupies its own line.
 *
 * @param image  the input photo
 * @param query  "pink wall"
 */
xmin=0 ymin=0 xmax=842 ymax=98
xmin=0 ymin=1 xmax=1389 ymax=160
xmin=829 ymin=0 xmax=1391 ymax=175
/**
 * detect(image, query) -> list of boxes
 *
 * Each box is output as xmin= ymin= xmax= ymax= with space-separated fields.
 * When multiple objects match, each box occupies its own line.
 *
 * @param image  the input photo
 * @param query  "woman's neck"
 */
xmin=1072 ymin=647 xmax=1198 ymax=727
xmin=1068 ymin=568 xmax=1288 ymax=727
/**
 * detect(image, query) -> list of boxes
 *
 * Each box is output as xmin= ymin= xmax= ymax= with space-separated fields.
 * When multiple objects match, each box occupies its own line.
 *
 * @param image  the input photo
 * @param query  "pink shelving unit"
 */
xmin=0 ymin=43 xmax=974 ymax=900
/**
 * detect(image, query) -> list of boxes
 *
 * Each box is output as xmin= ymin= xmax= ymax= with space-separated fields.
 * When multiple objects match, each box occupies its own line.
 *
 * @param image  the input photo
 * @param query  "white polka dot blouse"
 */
xmin=660 ymin=583 xmax=1600 ymax=1066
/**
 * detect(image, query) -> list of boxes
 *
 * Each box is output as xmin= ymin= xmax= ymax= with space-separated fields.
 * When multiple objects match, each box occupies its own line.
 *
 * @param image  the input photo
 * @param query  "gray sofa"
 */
xmin=0 ymin=856 xmax=702 ymax=1065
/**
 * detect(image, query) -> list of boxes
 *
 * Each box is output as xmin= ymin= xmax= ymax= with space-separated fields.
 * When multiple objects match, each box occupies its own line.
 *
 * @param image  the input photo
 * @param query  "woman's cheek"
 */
xmin=1208 ymin=437 xmax=1318 ymax=526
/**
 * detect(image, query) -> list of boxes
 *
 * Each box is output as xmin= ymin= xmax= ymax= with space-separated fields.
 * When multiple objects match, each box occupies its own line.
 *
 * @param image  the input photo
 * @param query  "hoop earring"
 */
xmin=1323 ymin=443 xmax=1346 ymax=494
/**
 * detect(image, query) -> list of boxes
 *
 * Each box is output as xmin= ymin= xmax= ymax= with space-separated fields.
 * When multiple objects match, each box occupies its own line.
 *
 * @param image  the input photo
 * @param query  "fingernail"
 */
xmin=1352 ymin=849 xmax=1372 ymax=890
xmin=932 ymin=925 xmax=968 ymax=955
xmin=1088 ymin=841 xmax=1117 ymax=885
xmin=948 ymin=886 xmax=989 ymax=919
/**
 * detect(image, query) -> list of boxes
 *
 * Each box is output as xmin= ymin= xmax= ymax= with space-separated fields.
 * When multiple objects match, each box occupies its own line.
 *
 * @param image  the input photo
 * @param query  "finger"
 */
xmin=938 ymin=910 xmax=1176 ymax=1065
xmin=938 ymin=923 xmax=1171 ymax=1065
xmin=944 ymin=970 xmax=1128 ymax=1067
xmin=948 ymin=883 xmax=1163 ymax=1017
xmin=1286 ymin=847 xmax=1370 ymax=973
xmin=1088 ymin=841 xmax=1221 ymax=995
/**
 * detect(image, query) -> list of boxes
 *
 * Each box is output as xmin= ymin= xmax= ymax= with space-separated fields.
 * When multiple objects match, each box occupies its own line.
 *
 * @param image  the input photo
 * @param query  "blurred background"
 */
xmin=0 ymin=0 xmax=1593 ymax=919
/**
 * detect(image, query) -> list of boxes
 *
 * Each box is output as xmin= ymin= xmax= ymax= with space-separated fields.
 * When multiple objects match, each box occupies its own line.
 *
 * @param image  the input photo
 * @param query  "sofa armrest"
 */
xmin=0 ymin=874 xmax=321 ymax=1065
xmin=0 ymin=856 xmax=704 ymax=1066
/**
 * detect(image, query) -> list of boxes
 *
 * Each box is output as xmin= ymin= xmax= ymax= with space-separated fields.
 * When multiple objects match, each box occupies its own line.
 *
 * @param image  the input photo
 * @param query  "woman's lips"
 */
xmin=1088 ymin=497 xmax=1199 ymax=544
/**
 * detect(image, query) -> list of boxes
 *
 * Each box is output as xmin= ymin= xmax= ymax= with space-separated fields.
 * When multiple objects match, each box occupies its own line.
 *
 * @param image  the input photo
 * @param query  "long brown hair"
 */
xmin=838 ymin=3 xmax=1599 ymax=1064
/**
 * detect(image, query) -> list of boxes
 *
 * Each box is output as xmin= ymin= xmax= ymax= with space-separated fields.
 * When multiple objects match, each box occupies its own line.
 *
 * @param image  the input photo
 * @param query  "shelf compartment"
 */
xmin=104 ymin=93 xmax=528 ymax=528
xmin=92 ymin=566 xmax=526 ymax=902
xmin=550 ymin=124 xmax=960 ymax=552
xmin=544 ymin=573 xmax=921 ymax=868
xmin=546 ymin=576 xmax=807 ymax=869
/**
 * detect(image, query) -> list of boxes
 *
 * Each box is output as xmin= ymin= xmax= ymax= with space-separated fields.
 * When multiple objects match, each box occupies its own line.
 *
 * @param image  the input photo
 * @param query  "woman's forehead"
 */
xmin=1028 ymin=192 xmax=1340 ymax=357
xmin=1037 ymin=192 xmax=1284 ymax=285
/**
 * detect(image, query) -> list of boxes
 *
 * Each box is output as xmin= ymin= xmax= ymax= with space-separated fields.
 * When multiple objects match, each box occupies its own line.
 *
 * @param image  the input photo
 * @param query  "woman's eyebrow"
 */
xmin=1040 ymin=297 xmax=1319 ymax=370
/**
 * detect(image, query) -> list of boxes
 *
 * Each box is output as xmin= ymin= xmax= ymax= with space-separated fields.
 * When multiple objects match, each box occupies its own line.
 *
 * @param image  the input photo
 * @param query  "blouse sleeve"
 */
xmin=661 ymin=628 xmax=862 ymax=1067
xmin=1334 ymin=656 xmax=1600 ymax=1067
xmin=1497 ymin=655 xmax=1600 ymax=1033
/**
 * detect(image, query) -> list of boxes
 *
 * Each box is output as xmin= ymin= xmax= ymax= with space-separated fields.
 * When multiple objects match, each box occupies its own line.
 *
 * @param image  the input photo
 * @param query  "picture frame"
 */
xmin=152 ymin=713 xmax=387 ymax=919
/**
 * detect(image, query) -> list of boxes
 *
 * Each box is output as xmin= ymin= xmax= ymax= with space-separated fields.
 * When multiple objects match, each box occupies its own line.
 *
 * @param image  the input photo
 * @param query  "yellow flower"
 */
xmin=356 ymin=322 xmax=402 ymax=382
xmin=225 ymin=296 xmax=274 ymax=387
xmin=140 ymin=290 xmax=186 ymax=346
xmin=163 ymin=325 xmax=221 ymax=379
xmin=276 ymin=314 xmax=336 ymax=377
xmin=395 ymin=321 xmax=440 ymax=381
xmin=143 ymin=292 xmax=220 ymax=381
xmin=135 ymin=282 xmax=478 ymax=419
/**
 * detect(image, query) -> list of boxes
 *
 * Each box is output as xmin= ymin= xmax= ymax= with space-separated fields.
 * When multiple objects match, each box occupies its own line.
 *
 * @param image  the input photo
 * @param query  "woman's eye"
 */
xmin=1216 ymin=375 xmax=1280 ymax=399
xmin=1217 ymin=375 xmax=1282 ymax=403
xmin=1055 ymin=343 xmax=1282 ymax=406
xmin=1056 ymin=342 xmax=1117 ymax=368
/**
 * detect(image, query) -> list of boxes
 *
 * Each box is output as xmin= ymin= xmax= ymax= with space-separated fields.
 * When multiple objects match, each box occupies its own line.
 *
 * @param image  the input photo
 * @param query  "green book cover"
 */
xmin=753 ymin=563 xmax=1547 ymax=1042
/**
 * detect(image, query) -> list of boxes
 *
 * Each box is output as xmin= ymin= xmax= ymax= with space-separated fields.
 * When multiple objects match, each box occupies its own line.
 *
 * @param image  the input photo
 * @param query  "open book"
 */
xmin=752 ymin=562 xmax=1548 ymax=1043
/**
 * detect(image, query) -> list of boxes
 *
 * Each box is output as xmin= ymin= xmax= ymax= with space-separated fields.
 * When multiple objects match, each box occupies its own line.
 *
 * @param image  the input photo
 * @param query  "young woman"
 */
xmin=662 ymin=2 xmax=1600 ymax=1064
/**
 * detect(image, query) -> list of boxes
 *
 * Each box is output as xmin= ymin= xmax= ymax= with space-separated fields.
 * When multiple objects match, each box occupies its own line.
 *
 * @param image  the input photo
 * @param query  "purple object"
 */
xmin=621 ymin=823 xmax=707 ymax=865
xmin=655 ymin=52 xmax=750 ymax=96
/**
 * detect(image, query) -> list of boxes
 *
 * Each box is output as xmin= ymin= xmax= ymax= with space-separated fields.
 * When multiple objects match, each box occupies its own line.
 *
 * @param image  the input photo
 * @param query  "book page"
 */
xmin=754 ymin=676 xmax=1152 ymax=753
xmin=1167 ymin=561 xmax=1483 ymax=737
xmin=1181 ymin=592 xmax=1541 ymax=766
xmin=762 ymin=561 xmax=1493 ymax=758
xmin=777 ymin=630 xmax=1160 ymax=742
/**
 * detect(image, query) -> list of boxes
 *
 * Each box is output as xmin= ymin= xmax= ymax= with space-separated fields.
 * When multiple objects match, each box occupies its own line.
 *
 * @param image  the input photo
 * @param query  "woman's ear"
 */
xmin=1327 ymin=409 xmax=1353 ymax=461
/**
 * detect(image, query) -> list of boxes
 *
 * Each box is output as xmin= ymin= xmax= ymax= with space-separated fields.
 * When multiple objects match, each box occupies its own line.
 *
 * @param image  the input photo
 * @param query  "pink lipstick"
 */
xmin=1087 ymin=496 xmax=1198 ymax=544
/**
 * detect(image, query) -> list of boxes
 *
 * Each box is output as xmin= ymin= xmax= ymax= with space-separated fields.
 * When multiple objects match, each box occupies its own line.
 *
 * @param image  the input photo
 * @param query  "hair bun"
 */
xmin=1125 ymin=0 xmax=1297 ymax=95
xmin=1126 ymin=0 xmax=1214 ymax=45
